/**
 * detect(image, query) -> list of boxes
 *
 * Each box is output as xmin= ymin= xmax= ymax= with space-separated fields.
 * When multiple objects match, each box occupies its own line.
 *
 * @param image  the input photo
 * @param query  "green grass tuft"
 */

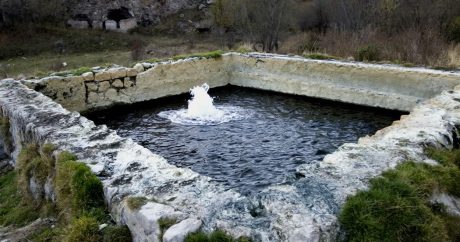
xmin=102 ymin=225 xmax=133 ymax=242
xmin=303 ymin=53 xmax=337 ymax=60
xmin=185 ymin=230 xmax=251 ymax=242
xmin=339 ymin=147 xmax=460 ymax=241
xmin=126 ymin=196 xmax=148 ymax=210
xmin=172 ymin=50 xmax=223 ymax=61
xmin=0 ymin=171 xmax=40 ymax=226
xmin=0 ymin=116 xmax=13 ymax=153
xmin=63 ymin=216 xmax=101 ymax=242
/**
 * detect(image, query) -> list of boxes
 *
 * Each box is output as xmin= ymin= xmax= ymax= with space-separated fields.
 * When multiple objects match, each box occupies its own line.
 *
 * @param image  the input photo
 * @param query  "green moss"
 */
xmin=64 ymin=216 xmax=101 ymax=242
xmin=126 ymin=196 xmax=148 ymax=210
xmin=303 ymin=53 xmax=337 ymax=60
xmin=185 ymin=230 xmax=251 ymax=242
xmin=102 ymin=225 xmax=132 ymax=242
xmin=339 ymin=148 xmax=460 ymax=242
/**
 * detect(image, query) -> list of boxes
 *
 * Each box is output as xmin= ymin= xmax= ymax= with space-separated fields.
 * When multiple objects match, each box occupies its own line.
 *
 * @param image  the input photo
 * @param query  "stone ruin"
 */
xmin=67 ymin=7 xmax=137 ymax=33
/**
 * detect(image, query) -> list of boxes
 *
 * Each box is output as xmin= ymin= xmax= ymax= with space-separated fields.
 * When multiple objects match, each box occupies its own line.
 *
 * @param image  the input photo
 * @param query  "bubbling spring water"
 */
xmin=159 ymin=83 xmax=251 ymax=125
xmin=88 ymin=86 xmax=401 ymax=194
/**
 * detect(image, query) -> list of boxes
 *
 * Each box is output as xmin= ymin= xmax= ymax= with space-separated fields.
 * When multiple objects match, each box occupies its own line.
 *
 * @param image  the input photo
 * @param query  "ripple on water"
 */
xmin=87 ymin=86 xmax=401 ymax=195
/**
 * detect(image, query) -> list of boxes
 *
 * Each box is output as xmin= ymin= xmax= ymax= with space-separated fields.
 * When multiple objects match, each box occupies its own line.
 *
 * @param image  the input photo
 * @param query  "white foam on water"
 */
xmin=158 ymin=83 xmax=251 ymax=125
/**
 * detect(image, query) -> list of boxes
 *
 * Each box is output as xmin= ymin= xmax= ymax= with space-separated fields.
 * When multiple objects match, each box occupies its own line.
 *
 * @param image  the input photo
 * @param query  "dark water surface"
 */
xmin=87 ymin=86 xmax=402 ymax=195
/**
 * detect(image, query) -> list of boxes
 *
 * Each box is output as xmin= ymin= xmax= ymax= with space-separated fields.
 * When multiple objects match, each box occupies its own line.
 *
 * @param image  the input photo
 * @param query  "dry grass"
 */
xmin=281 ymin=28 xmax=459 ymax=69
xmin=448 ymin=44 xmax=460 ymax=68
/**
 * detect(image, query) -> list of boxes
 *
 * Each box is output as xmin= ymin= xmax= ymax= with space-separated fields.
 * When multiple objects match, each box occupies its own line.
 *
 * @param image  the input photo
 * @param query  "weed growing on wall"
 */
xmin=185 ymin=230 xmax=251 ymax=242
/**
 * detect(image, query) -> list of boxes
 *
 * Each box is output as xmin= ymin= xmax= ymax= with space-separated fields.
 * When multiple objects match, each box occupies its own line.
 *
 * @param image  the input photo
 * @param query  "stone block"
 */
xmin=92 ymin=20 xmax=103 ymax=30
xmin=104 ymin=88 xmax=118 ymax=100
xmin=67 ymin=19 xmax=89 ymax=29
xmin=82 ymin=72 xmax=94 ymax=81
xmin=119 ymin=18 xmax=137 ymax=33
xmin=105 ymin=20 xmax=118 ymax=31
xmin=126 ymin=68 xmax=138 ymax=77
xmin=98 ymin=81 xmax=111 ymax=92
xmin=112 ymin=79 xmax=124 ymax=88
xmin=108 ymin=67 xmax=127 ymax=79
xmin=86 ymin=82 xmax=98 ymax=92
xmin=163 ymin=218 xmax=202 ymax=242
xmin=95 ymin=72 xmax=111 ymax=82
xmin=133 ymin=63 xmax=144 ymax=73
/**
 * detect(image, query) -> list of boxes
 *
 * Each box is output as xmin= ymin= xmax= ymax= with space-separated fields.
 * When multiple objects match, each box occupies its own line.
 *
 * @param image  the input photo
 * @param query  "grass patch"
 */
xmin=158 ymin=217 xmax=177 ymax=240
xmin=16 ymin=143 xmax=54 ymax=203
xmin=0 ymin=144 xmax=133 ymax=241
xmin=55 ymin=151 xmax=105 ymax=222
xmin=339 ymin=148 xmax=460 ymax=241
xmin=185 ymin=230 xmax=251 ymax=242
xmin=126 ymin=196 xmax=148 ymax=210
xmin=64 ymin=216 xmax=101 ymax=242
xmin=303 ymin=53 xmax=337 ymax=60
xmin=0 ymin=171 xmax=40 ymax=226
xmin=0 ymin=116 xmax=13 ymax=153
xmin=102 ymin=225 xmax=132 ymax=242
xmin=51 ymin=67 xmax=92 ymax=77
xmin=172 ymin=50 xmax=223 ymax=61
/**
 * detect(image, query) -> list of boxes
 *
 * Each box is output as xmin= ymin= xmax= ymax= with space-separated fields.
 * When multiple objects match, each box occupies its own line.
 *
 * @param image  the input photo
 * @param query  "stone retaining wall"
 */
xmin=3 ymin=53 xmax=460 ymax=241
xmin=21 ymin=53 xmax=460 ymax=113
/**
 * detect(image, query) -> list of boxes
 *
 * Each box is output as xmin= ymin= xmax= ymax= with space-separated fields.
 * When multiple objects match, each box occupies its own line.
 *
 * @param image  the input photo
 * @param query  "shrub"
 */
xmin=356 ymin=45 xmax=380 ymax=61
xmin=446 ymin=16 xmax=460 ymax=42
xmin=64 ymin=216 xmax=101 ymax=242
xmin=102 ymin=225 xmax=132 ymax=242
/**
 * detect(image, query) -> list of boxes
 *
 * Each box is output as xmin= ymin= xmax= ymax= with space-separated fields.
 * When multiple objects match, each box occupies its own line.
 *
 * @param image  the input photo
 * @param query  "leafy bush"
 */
xmin=64 ymin=216 xmax=101 ymax=242
xmin=357 ymin=45 xmax=380 ymax=61
xmin=102 ymin=225 xmax=132 ymax=242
